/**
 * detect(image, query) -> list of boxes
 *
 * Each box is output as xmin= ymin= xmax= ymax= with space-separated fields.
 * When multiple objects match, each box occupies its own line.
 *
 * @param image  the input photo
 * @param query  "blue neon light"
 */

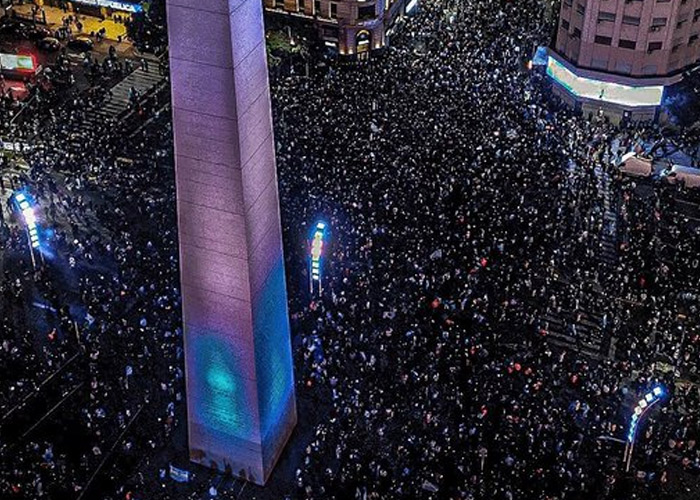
xmin=627 ymin=385 xmax=665 ymax=443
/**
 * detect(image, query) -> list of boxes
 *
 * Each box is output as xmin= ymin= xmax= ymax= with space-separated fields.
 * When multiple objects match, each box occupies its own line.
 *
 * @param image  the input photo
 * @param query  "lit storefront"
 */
xmin=546 ymin=52 xmax=668 ymax=123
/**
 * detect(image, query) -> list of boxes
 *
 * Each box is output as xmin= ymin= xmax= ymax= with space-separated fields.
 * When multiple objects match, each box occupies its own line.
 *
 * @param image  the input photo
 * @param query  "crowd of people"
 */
xmin=0 ymin=0 xmax=698 ymax=499
xmin=0 ymin=7 xmax=180 ymax=499
xmin=271 ymin=1 xmax=700 ymax=499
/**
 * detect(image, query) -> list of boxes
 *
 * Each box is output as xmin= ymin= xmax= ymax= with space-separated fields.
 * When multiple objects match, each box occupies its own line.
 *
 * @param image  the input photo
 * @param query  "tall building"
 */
xmin=264 ymin=0 xmax=418 ymax=57
xmin=551 ymin=0 xmax=700 ymax=120
xmin=167 ymin=0 xmax=296 ymax=485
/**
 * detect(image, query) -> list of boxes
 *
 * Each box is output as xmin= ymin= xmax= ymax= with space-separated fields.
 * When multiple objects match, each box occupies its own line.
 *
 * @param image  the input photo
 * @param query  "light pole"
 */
xmin=309 ymin=221 xmax=327 ymax=296
xmin=623 ymin=385 xmax=665 ymax=473
xmin=12 ymin=192 xmax=40 ymax=270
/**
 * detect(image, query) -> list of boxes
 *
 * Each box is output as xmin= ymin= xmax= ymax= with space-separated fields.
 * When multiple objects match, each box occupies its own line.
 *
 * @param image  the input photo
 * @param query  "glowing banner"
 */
xmin=0 ymin=54 xmax=35 ymax=72
xmin=547 ymin=56 xmax=664 ymax=107
xmin=72 ymin=0 xmax=143 ymax=12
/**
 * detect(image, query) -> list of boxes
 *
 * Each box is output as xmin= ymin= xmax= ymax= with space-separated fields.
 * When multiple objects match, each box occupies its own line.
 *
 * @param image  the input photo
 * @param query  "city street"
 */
xmin=0 ymin=1 xmax=699 ymax=499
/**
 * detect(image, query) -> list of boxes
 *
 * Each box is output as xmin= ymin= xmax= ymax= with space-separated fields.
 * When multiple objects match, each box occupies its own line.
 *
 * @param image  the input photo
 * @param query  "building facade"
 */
xmin=264 ymin=0 xmax=418 ymax=57
xmin=552 ymin=0 xmax=700 ymax=120
xmin=167 ymin=0 xmax=296 ymax=485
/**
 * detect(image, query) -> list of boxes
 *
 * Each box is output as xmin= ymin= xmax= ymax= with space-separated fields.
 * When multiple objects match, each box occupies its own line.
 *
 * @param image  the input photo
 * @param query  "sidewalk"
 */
xmin=12 ymin=4 xmax=128 ymax=42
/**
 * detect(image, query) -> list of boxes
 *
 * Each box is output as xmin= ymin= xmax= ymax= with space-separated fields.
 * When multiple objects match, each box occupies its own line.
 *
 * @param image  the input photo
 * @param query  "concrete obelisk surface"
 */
xmin=166 ymin=0 xmax=296 ymax=485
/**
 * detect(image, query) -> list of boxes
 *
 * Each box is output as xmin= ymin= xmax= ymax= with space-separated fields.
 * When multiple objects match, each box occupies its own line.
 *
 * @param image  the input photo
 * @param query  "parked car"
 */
xmin=26 ymin=26 xmax=52 ymax=40
xmin=67 ymin=37 xmax=94 ymax=52
xmin=0 ymin=20 xmax=30 ymax=40
xmin=37 ymin=37 xmax=61 ymax=52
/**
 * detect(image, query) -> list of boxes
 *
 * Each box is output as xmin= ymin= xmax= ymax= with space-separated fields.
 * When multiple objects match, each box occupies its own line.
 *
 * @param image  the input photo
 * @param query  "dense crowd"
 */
xmin=271 ymin=1 xmax=700 ymax=499
xmin=0 ymin=10 xmax=179 ymax=500
xmin=0 ymin=0 xmax=698 ymax=499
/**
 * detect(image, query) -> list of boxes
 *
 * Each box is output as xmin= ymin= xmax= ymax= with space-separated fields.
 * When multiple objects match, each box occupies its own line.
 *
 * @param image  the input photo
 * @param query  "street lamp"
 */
xmin=309 ymin=221 xmax=327 ymax=296
xmin=12 ymin=192 xmax=40 ymax=269
xmin=623 ymin=385 xmax=665 ymax=472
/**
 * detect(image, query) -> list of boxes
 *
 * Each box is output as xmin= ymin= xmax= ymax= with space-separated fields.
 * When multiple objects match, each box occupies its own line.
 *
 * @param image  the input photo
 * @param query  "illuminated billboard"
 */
xmin=547 ymin=56 xmax=664 ymax=107
xmin=72 ymin=0 xmax=143 ymax=13
xmin=0 ymin=54 xmax=35 ymax=72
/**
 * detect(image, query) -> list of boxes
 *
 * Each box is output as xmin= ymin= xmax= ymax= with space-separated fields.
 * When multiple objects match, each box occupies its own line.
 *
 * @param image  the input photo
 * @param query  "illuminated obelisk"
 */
xmin=166 ymin=0 xmax=296 ymax=485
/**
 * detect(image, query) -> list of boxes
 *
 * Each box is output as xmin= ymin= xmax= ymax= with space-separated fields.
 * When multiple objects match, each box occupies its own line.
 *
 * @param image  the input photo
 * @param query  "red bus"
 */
xmin=0 ymin=53 xmax=39 ymax=79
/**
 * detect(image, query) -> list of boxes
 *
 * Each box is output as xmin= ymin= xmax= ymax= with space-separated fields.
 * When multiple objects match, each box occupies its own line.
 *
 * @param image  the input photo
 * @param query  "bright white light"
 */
xmin=23 ymin=209 xmax=36 ymax=226
xmin=406 ymin=0 xmax=418 ymax=13
xmin=72 ymin=0 xmax=143 ymax=13
xmin=653 ymin=387 xmax=663 ymax=396
xmin=547 ymin=56 xmax=664 ymax=107
xmin=645 ymin=393 xmax=654 ymax=403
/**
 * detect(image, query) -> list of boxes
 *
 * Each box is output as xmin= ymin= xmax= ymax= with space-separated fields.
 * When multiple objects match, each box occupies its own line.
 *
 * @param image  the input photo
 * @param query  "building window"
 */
xmin=563 ymin=0 xmax=572 ymax=7
xmin=572 ymin=27 xmax=582 ymax=39
xmin=330 ymin=2 xmax=337 ymax=18
xmin=357 ymin=4 xmax=375 ymax=20
xmin=619 ymin=39 xmax=636 ymax=50
xmin=299 ymin=0 xmax=305 ymax=11
xmin=561 ymin=19 xmax=570 ymax=30
xmin=594 ymin=35 xmax=612 ymax=45
xmin=647 ymin=41 xmax=663 ymax=53
xmin=622 ymin=16 xmax=641 ymax=26
xmin=275 ymin=0 xmax=285 ymax=8
xmin=598 ymin=12 xmax=616 ymax=23
xmin=657 ymin=0 xmax=671 ymax=3
xmin=650 ymin=17 xmax=667 ymax=32
xmin=323 ymin=27 xmax=338 ymax=38
xmin=677 ymin=18 xmax=688 ymax=29
xmin=694 ymin=9 xmax=700 ymax=23
xmin=690 ymin=34 xmax=699 ymax=45
xmin=672 ymin=43 xmax=681 ymax=53
xmin=314 ymin=0 xmax=321 ymax=16
xmin=576 ymin=3 xmax=585 ymax=15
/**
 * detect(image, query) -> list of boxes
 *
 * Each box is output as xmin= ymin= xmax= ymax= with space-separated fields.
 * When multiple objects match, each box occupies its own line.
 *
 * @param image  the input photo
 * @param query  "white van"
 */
xmin=661 ymin=165 xmax=700 ymax=188
xmin=617 ymin=152 xmax=653 ymax=178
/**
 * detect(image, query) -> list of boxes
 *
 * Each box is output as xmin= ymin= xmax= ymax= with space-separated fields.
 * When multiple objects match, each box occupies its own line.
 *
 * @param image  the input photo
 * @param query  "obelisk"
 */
xmin=166 ymin=0 xmax=296 ymax=485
